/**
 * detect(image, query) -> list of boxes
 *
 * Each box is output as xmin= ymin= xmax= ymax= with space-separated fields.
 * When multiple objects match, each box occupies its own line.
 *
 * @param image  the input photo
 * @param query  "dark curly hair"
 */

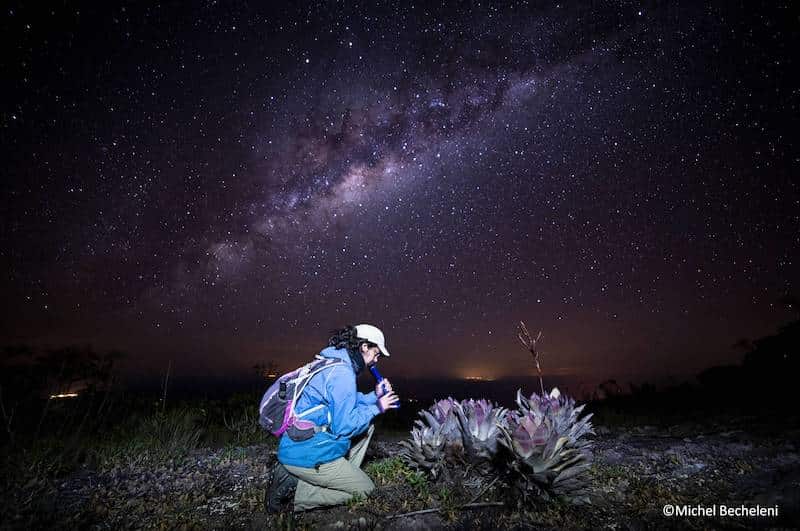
xmin=328 ymin=325 xmax=376 ymax=354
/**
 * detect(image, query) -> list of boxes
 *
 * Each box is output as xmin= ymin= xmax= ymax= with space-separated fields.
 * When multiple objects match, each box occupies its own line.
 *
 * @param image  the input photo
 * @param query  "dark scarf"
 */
xmin=347 ymin=348 xmax=366 ymax=375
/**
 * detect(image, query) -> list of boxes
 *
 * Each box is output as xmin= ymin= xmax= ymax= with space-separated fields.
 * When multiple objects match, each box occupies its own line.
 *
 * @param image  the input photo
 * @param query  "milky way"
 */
xmin=2 ymin=2 xmax=797 ymax=383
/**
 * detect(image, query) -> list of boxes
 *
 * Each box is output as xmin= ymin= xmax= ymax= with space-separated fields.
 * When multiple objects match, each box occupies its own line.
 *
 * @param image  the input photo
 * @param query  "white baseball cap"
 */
xmin=354 ymin=324 xmax=391 ymax=357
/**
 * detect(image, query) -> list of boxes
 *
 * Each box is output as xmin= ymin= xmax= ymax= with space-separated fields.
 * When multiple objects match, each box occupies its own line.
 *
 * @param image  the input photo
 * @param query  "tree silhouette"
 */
xmin=696 ymin=294 xmax=799 ymax=398
xmin=0 ymin=344 xmax=126 ymax=444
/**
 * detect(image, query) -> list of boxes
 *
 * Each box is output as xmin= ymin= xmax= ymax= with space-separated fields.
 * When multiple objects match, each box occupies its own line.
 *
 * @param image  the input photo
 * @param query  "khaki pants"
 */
xmin=284 ymin=424 xmax=375 ymax=511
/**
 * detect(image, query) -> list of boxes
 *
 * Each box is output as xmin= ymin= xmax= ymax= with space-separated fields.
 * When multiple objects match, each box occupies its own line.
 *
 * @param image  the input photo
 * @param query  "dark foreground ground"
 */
xmin=4 ymin=416 xmax=799 ymax=530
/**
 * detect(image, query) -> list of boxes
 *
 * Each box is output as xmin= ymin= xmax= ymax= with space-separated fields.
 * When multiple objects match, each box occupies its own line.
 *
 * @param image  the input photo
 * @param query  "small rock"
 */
xmin=685 ymin=462 xmax=706 ymax=473
xmin=602 ymin=449 xmax=624 ymax=465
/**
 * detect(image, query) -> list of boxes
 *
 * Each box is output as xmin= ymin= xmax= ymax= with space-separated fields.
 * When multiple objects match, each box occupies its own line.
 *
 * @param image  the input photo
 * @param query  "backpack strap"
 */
xmin=290 ymin=358 xmax=345 ymax=422
xmin=309 ymin=408 xmax=333 ymax=433
xmin=296 ymin=403 xmax=325 ymax=418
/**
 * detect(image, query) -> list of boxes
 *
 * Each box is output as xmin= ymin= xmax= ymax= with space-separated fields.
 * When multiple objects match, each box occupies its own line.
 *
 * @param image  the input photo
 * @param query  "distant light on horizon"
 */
xmin=50 ymin=393 xmax=79 ymax=399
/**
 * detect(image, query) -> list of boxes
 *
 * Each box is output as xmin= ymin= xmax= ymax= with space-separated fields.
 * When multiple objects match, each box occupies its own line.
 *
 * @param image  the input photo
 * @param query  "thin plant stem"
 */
xmin=386 ymin=502 xmax=504 ymax=520
xmin=517 ymin=321 xmax=545 ymax=395
xmin=162 ymin=359 xmax=171 ymax=414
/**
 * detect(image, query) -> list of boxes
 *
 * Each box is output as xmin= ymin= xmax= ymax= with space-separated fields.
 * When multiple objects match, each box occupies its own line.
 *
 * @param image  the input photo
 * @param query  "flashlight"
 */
xmin=370 ymin=365 xmax=399 ymax=409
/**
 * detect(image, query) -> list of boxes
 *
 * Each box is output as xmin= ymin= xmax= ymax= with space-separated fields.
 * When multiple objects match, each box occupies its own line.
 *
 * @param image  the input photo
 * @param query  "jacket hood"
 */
xmin=319 ymin=346 xmax=362 ymax=375
xmin=319 ymin=346 xmax=352 ymax=364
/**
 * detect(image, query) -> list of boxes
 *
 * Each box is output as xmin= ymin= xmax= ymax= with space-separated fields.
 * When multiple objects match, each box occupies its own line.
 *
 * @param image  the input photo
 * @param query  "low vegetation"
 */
xmin=399 ymin=388 xmax=594 ymax=507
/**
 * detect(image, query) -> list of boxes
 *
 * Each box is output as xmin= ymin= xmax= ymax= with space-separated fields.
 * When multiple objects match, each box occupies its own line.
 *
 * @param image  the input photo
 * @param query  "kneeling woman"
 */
xmin=267 ymin=324 xmax=400 ymax=512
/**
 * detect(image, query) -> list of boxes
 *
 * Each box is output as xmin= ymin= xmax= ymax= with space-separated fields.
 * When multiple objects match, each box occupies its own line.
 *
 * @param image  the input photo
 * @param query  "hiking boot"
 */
xmin=265 ymin=462 xmax=298 ymax=514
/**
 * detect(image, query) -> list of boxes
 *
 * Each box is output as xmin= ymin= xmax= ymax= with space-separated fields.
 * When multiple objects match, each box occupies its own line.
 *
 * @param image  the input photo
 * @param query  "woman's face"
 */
xmin=360 ymin=343 xmax=381 ymax=366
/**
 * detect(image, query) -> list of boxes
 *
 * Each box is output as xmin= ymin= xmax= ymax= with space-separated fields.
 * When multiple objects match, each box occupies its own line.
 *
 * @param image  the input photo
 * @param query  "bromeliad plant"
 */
xmin=499 ymin=388 xmax=594 ymax=503
xmin=399 ymin=388 xmax=594 ymax=504
xmin=455 ymin=399 xmax=507 ymax=461
xmin=400 ymin=324 xmax=595 ymax=503
xmin=398 ymin=398 xmax=460 ymax=480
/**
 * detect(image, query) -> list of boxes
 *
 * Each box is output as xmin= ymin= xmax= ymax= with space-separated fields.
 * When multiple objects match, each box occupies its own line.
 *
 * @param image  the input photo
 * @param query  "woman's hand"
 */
xmin=375 ymin=378 xmax=393 ymax=397
xmin=377 ymin=391 xmax=400 ymax=412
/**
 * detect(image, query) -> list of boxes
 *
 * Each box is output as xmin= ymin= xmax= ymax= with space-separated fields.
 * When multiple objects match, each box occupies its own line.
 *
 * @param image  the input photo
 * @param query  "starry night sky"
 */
xmin=2 ymin=2 xmax=797 ymax=385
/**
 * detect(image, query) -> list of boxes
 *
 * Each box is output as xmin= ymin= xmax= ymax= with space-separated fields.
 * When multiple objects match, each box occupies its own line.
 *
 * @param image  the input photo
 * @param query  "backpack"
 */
xmin=258 ymin=355 xmax=345 ymax=441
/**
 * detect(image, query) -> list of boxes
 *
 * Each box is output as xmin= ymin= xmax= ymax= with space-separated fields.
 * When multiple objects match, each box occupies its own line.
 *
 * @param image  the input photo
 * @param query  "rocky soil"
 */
xmin=4 ymin=421 xmax=799 ymax=530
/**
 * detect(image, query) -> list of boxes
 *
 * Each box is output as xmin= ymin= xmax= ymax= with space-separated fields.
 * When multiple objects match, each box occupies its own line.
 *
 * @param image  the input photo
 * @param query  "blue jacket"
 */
xmin=277 ymin=346 xmax=380 ymax=468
